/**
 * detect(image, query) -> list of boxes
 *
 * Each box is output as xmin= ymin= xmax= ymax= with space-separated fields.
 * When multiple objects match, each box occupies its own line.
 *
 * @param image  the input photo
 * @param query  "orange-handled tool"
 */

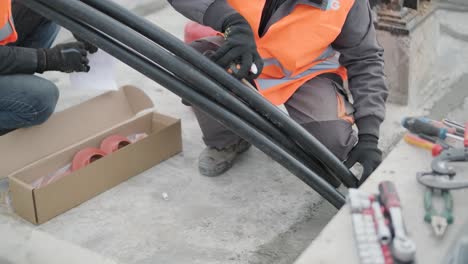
xmin=404 ymin=133 xmax=444 ymax=156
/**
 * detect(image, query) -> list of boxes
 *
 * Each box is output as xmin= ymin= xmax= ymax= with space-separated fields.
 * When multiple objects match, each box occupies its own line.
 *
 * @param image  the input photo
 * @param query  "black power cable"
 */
xmin=18 ymin=0 xmax=346 ymax=207
xmin=40 ymin=0 xmax=343 ymax=187
xmin=78 ymin=0 xmax=359 ymax=188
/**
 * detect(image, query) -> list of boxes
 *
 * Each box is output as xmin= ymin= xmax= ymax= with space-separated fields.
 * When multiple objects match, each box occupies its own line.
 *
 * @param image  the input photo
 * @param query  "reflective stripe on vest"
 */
xmin=227 ymin=0 xmax=354 ymax=105
xmin=0 ymin=20 xmax=13 ymax=42
xmin=257 ymin=47 xmax=339 ymax=91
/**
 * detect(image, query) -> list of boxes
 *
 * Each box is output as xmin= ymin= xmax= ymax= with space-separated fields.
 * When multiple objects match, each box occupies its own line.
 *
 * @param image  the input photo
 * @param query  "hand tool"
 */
xmin=418 ymin=134 xmax=452 ymax=149
xmin=348 ymin=189 xmax=386 ymax=264
xmin=229 ymin=61 xmax=259 ymax=91
xmin=381 ymin=245 xmax=394 ymax=264
xmin=404 ymin=133 xmax=445 ymax=156
xmin=204 ymin=51 xmax=259 ymax=92
xmin=419 ymin=117 xmax=464 ymax=137
xmin=372 ymin=200 xmax=392 ymax=245
xmin=378 ymin=181 xmax=416 ymax=263
xmin=424 ymin=188 xmax=453 ymax=237
xmin=416 ymin=126 xmax=468 ymax=237
xmin=402 ymin=117 xmax=464 ymax=141
xmin=418 ymin=165 xmax=468 ymax=191
xmin=442 ymin=119 xmax=465 ymax=133
xmin=417 ymin=123 xmax=468 ymax=189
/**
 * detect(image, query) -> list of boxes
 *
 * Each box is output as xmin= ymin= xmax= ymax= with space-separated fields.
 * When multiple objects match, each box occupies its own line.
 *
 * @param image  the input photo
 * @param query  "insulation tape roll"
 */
xmin=71 ymin=147 xmax=107 ymax=171
xmin=100 ymin=135 xmax=131 ymax=154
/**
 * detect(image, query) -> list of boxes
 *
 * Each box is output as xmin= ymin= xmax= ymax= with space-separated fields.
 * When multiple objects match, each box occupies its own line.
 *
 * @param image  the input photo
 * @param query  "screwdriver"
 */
xmin=442 ymin=119 xmax=465 ymax=133
xmin=402 ymin=117 xmax=464 ymax=141
xmin=404 ymin=133 xmax=445 ymax=156
xmin=419 ymin=118 xmax=464 ymax=137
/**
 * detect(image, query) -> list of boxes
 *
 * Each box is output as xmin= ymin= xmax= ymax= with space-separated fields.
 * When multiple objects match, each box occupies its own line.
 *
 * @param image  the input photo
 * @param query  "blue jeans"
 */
xmin=0 ymin=5 xmax=60 ymax=134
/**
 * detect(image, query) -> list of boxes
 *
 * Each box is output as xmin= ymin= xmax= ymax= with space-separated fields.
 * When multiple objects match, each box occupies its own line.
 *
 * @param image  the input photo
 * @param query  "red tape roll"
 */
xmin=71 ymin=147 xmax=107 ymax=172
xmin=184 ymin=21 xmax=218 ymax=44
xmin=100 ymin=134 xmax=131 ymax=154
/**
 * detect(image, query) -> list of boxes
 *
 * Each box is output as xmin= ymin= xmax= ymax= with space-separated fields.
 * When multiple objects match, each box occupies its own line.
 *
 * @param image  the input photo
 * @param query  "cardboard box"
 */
xmin=0 ymin=86 xmax=182 ymax=224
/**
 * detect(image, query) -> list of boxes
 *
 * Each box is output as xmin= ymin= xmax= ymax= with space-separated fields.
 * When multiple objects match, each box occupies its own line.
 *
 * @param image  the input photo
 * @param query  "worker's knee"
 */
xmin=301 ymin=120 xmax=357 ymax=161
xmin=15 ymin=78 xmax=59 ymax=126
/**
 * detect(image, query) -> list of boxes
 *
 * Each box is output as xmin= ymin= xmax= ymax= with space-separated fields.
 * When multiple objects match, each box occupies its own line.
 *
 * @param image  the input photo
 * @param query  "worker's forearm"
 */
xmin=169 ymin=0 xmax=237 ymax=31
xmin=332 ymin=0 xmax=388 ymax=137
xmin=0 ymin=46 xmax=38 ymax=75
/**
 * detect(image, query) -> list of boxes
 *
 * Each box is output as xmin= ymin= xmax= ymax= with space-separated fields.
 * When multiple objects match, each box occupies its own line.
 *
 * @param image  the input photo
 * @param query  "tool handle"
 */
xmin=464 ymin=122 xmax=468 ymax=147
xmin=420 ymin=118 xmax=458 ymax=135
xmin=424 ymin=190 xmax=434 ymax=223
xmin=404 ymin=133 xmax=443 ymax=156
xmin=378 ymin=181 xmax=401 ymax=208
xmin=443 ymin=119 xmax=465 ymax=132
xmin=402 ymin=117 xmax=447 ymax=139
xmin=442 ymin=191 xmax=454 ymax=224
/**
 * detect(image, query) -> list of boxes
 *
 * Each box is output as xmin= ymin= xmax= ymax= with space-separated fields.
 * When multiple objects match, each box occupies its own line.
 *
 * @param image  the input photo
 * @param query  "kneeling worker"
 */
xmin=169 ymin=0 xmax=388 ymax=183
xmin=0 ymin=0 xmax=92 ymax=135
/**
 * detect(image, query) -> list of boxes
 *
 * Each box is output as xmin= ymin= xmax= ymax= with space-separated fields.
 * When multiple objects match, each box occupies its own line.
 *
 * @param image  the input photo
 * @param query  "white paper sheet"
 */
xmin=69 ymin=50 xmax=118 ymax=91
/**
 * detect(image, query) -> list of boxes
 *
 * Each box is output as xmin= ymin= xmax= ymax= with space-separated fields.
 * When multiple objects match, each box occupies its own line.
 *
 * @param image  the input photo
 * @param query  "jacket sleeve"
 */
xmin=332 ymin=0 xmax=388 ymax=138
xmin=0 ymin=46 xmax=38 ymax=75
xmin=168 ymin=0 xmax=237 ymax=31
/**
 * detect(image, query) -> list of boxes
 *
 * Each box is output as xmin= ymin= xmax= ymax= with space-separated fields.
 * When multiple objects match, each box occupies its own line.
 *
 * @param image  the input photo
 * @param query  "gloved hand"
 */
xmin=344 ymin=134 xmax=382 ymax=185
xmin=73 ymin=34 xmax=99 ymax=54
xmin=37 ymin=42 xmax=90 ymax=73
xmin=212 ymin=13 xmax=263 ymax=80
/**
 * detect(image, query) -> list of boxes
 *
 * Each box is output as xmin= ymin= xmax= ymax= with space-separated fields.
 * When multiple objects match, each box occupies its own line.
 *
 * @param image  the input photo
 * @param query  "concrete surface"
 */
xmin=377 ymin=4 xmax=438 ymax=106
xmin=113 ymin=0 xmax=167 ymax=16
xmin=294 ymin=140 xmax=468 ymax=264
xmin=0 ymin=2 xmax=467 ymax=264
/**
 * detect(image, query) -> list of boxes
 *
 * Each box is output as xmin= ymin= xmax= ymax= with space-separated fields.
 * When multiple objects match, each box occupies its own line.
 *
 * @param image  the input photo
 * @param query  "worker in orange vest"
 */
xmin=171 ymin=0 xmax=388 ymax=184
xmin=0 ymin=0 xmax=94 ymax=135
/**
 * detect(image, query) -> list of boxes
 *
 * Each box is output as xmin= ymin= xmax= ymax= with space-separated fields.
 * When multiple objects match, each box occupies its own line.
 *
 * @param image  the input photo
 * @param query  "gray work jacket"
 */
xmin=169 ymin=0 xmax=388 ymax=137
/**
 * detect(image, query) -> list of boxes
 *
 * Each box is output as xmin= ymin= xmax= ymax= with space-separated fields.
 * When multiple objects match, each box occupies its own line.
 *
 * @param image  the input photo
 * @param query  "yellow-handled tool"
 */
xmin=403 ymin=133 xmax=444 ymax=156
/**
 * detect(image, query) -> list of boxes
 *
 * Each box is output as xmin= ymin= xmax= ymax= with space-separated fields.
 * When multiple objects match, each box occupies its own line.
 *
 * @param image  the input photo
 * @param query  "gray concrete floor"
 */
xmin=1 ymin=2 xmax=468 ymax=264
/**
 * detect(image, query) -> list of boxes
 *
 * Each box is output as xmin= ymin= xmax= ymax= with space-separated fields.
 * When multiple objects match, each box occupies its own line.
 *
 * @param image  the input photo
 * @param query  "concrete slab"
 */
xmin=112 ymin=0 xmax=167 ymax=16
xmin=294 ymin=140 xmax=468 ymax=264
xmin=0 ymin=193 xmax=117 ymax=264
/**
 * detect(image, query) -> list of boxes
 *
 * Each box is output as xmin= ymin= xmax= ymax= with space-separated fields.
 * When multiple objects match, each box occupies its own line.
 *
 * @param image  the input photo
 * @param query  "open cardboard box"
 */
xmin=0 ymin=86 xmax=182 ymax=224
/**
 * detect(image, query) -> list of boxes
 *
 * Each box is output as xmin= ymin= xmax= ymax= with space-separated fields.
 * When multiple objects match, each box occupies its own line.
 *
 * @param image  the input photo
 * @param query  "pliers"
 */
xmin=424 ymin=188 xmax=454 ymax=236
xmin=417 ymin=146 xmax=468 ymax=190
xmin=415 ymin=121 xmax=468 ymax=237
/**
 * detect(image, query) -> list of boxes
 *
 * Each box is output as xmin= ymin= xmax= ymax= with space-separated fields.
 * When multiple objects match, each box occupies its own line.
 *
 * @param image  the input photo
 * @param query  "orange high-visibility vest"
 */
xmin=0 ymin=0 xmax=17 ymax=46
xmin=227 ymin=0 xmax=354 ymax=105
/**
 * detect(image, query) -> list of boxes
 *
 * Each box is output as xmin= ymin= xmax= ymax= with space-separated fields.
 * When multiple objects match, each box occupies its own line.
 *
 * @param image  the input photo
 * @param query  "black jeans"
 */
xmin=0 ymin=3 xmax=60 ymax=134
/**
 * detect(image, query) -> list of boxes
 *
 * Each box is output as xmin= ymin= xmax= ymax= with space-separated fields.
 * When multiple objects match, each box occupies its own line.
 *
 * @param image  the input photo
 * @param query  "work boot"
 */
xmin=198 ymin=139 xmax=251 ymax=177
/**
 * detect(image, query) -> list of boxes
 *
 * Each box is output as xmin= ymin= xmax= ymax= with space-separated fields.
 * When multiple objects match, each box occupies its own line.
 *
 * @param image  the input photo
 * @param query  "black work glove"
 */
xmin=344 ymin=134 xmax=382 ymax=185
xmin=37 ymin=42 xmax=90 ymax=73
xmin=212 ymin=13 xmax=263 ymax=80
xmin=73 ymin=34 xmax=99 ymax=54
